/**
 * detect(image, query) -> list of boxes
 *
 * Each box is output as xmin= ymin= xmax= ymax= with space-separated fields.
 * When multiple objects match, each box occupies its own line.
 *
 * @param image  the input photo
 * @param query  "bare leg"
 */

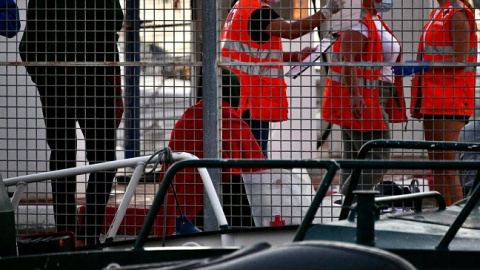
xmin=423 ymin=119 xmax=464 ymax=205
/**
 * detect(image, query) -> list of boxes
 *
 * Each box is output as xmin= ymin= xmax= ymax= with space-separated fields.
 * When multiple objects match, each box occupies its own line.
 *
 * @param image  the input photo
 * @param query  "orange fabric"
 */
xmin=155 ymin=100 xmax=265 ymax=236
xmin=220 ymin=0 xmax=288 ymax=122
xmin=411 ymin=0 xmax=477 ymax=118
xmin=322 ymin=14 xmax=393 ymax=132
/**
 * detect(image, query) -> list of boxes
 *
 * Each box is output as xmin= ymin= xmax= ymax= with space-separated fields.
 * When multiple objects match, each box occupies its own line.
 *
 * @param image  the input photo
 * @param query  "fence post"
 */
xmin=201 ymin=0 xmax=220 ymax=232
xmin=124 ymin=0 xmax=141 ymax=159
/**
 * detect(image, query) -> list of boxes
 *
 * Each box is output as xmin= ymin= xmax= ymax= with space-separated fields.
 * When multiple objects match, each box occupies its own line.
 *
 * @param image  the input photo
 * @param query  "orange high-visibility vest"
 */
xmin=411 ymin=0 xmax=477 ymax=118
xmin=220 ymin=0 xmax=288 ymax=122
xmin=322 ymin=13 xmax=388 ymax=132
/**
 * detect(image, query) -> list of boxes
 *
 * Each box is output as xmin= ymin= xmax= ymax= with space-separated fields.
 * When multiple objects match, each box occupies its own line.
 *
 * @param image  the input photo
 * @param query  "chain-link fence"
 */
xmin=0 ymin=0 xmax=478 ymax=244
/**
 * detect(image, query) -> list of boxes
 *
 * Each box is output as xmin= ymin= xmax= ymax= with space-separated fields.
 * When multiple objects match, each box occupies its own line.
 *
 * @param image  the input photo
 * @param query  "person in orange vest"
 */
xmin=393 ymin=0 xmax=477 ymax=205
xmin=220 ymin=0 xmax=345 ymax=158
xmin=322 ymin=0 xmax=407 ymax=195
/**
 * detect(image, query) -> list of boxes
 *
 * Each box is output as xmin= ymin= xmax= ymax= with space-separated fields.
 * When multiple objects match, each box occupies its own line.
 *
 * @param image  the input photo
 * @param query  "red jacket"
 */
xmin=155 ymin=100 xmax=265 ymax=235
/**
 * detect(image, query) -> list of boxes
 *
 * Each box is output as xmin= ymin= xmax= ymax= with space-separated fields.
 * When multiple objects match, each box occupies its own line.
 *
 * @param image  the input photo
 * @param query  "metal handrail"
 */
xmin=131 ymin=158 xmax=480 ymax=250
xmin=133 ymin=159 xmax=339 ymax=250
xmin=340 ymin=140 xmax=480 ymax=220
xmin=2 ymin=151 xmax=228 ymax=241
xmin=104 ymin=152 xmax=228 ymax=242
xmin=6 ymin=145 xmax=480 ymax=250
xmin=374 ymin=191 xmax=446 ymax=213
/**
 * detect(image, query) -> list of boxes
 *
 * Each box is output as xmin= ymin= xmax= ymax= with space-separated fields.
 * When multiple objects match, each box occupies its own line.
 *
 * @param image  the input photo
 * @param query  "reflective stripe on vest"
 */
xmin=423 ymin=46 xmax=477 ymax=72
xmin=221 ymin=39 xmax=284 ymax=78
xmin=328 ymin=69 xmax=379 ymax=90
xmin=221 ymin=39 xmax=283 ymax=62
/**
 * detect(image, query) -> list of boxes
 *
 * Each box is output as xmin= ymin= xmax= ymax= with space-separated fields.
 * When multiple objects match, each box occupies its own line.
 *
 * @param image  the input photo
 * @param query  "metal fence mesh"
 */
xmin=0 ymin=0 xmax=478 ymax=243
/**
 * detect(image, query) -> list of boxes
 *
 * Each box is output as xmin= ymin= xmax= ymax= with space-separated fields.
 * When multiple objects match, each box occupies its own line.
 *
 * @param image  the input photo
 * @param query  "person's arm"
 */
xmin=0 ymin=0 xmax=20 ymax=38
xmin=265 ymin=0 xmax=344 ymax=40
xmin=339 ymin=30 xmax=366 ymax=119
xmin=440 ymin=10 xmax=472 ymax=72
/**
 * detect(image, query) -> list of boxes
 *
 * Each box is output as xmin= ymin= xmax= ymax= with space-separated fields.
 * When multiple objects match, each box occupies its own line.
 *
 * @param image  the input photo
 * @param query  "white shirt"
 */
xmin=351 ymin=17 xmax=400 ymax=83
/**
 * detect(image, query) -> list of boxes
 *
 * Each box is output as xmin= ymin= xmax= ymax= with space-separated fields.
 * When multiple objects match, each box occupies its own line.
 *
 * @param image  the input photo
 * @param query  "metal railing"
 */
xmin=340 ymin=140 xmax=480 ymax=220
xmin=5 ymin=141 xmax=480 ymax=251
xmin=3 ymin=150 xmax=228 ymax=241
xmin=131 ymin=157 xmax=480 ymax=250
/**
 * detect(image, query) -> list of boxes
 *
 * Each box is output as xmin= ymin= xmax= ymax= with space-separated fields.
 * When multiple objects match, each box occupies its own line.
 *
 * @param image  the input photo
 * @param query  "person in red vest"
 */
xmin=322 ymin=0 xmax=407 ymax=195
xmin=220 ymin=0 xmax=345 ymax=158
xmin=393 ymin=0 xmax=477 ymax=205
xmin=156 ymin=69 xmax=265 ymax=236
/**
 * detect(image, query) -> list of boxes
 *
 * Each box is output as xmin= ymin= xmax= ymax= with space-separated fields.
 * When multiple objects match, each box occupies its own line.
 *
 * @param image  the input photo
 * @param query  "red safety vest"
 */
xmin=411 ymin=0 xmax=477 ymax=118
xmin=322 ymin=13 xmax=390 ymax=132
xmin=221 ymin=0 xmax=288 ymax=122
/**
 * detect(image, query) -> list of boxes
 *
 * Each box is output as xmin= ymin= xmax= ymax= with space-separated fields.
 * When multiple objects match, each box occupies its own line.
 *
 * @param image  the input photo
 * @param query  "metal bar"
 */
xmin=437 ymin=172 xmax=480 ymax=250
xmin=355 ymin=191 xmax=378 ymax=246
xmin=9 ymin=182 xmax=26 ymax=209
xmin=374 ymin=191 xmax=446 ymax=211
xmin=124 ymin=0 xmax=141 ymax=159
xmin=3 ymin=155 xmax=161 ymax=187
xmin=103 ymin=151 xmax=230 ymax=242
xmin=6 ymin=61 xmax=476 ymax=68
xmin=201 ymin=0 xmax=220 ymax=232
xmin=3 ymin=150 xmax=228 ymax=243
xmin=340 ymin=140 xmax=480 ymax=220
xmin=293 ymin=162 xmax=340 ymax=242
xmin=2 ymin=61 xmax=200 ymax=67
xmin=133 ymin=158 xmax=480 ymax=249
xmin=139 ymin=22 xmax=191 ymax=29
xmin=105 ymin=162 xmax=146 ymax=242
xmin=133 ymin=159 xmax=336 ymax=250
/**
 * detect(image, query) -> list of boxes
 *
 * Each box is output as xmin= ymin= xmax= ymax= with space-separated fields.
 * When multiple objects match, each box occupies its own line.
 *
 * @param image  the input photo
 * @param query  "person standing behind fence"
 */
xmin=19 ymin=1 xmax=124 ymax=246
xmin=0 ymin=0 xmax=20 ymax=38
xmin=457 ymin=121 xmax=480 ymax=197
xmin=322 ymin=0 xmax=407 ymax=195
xmin=393 ymin=0 xmax=477 ymax=206
xmin=220 ymin=0 xmax=345 ymax=158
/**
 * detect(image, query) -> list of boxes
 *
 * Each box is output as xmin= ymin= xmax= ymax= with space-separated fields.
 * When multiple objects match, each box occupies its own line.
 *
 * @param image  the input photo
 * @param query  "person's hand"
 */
xmin=392 ymin=60 xmax=430 ymax=77
xmin=107 ymin=75 xmax=124 ymax=129
xmin=322 ymin=0 xmax=346 ymax=19
xmin=350 ymin=95 xmax=366 ymax=119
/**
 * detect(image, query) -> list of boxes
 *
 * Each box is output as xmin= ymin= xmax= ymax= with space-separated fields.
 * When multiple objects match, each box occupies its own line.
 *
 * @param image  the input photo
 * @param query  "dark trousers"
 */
xmin=241 ymin=110 xmax=270 ymax=159
xmin=36 ymin=66 xmax=117 ymax=244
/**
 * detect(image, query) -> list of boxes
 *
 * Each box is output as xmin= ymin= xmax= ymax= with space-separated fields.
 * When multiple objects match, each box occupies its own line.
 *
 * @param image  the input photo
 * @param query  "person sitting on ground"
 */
xmin=156 ymin=69 xmax=265 ymax=236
